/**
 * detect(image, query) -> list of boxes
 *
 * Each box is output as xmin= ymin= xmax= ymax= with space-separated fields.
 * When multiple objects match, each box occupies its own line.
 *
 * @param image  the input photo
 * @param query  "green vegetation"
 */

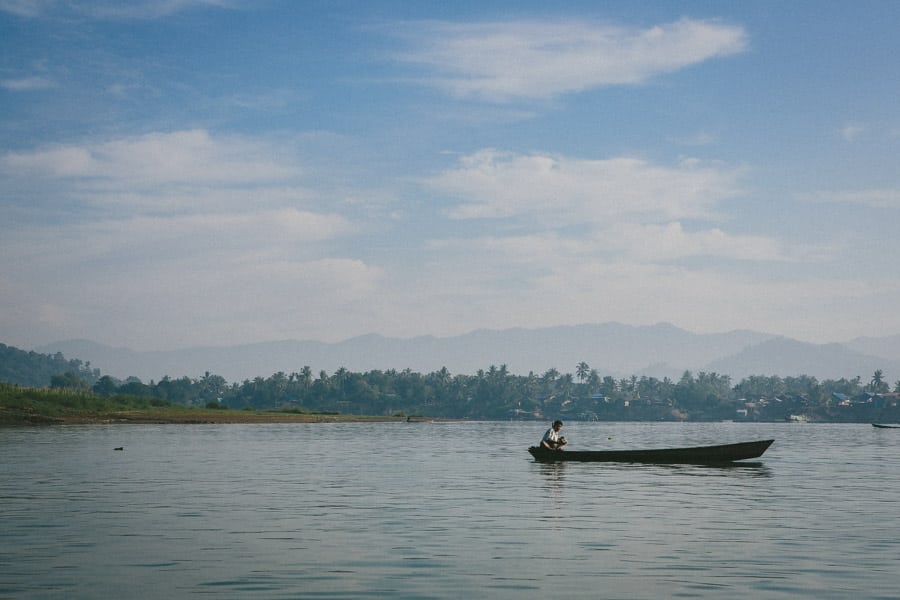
xmin=2 ymin=341 xmax=900 ymax=424
xmin=0 ymin=382 xmax=172 ymax=424
xmin=1 ymin=343 xmax=100 ymax=388
xmin=0 ymin=383 xmax=398 ymax=425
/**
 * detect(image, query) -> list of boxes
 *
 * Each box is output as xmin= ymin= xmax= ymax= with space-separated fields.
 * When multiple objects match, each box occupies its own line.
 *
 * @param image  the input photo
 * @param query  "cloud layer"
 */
xmin=396 ymin=18 xmax=747 ymax=101
xmin=428 ymin=150 xmax=741 ymax=224
xmin=2 ymin=5 xmax=900 ymax=355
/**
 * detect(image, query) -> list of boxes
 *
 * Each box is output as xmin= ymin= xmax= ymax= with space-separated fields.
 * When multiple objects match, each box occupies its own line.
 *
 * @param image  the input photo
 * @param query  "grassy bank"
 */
xmin=0 ymin=383 xmax=410 ymax=425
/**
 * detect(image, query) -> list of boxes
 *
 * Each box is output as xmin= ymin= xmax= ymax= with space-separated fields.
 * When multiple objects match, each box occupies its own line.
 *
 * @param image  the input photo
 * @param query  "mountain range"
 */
xmin=32 ymin=323 xmax=900 ymax=386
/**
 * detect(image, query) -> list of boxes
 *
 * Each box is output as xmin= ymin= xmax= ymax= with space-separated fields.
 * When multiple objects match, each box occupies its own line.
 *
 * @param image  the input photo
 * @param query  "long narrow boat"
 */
xmin=872 ymin=423 xmax=900 ymax=429
xmin=528 ymin=439 xmax=774 ymax=464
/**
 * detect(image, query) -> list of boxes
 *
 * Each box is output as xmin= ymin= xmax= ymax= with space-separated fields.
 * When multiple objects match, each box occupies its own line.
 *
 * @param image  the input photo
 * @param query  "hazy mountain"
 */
xmin=843 ymin=334 xmax=900 ymax=364
xmin=703 ymin=337 xmax=900 ymax=382
xmin=32 ymin=323 xmax=900 ymax=385
xmin=34 ymin=323 xmax=766 ymax=383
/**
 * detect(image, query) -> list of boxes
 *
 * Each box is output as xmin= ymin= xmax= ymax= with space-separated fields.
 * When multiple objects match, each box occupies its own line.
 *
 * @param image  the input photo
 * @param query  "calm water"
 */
xmin=2 ymin=421 xmax=899 ymax=599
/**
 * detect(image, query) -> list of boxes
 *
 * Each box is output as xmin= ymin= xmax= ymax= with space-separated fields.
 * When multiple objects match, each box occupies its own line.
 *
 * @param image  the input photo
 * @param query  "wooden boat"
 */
xmin=528 ymin=439 xmax=774 ymax=464
xmin=872 ymin=423 xmax=900 ymax=429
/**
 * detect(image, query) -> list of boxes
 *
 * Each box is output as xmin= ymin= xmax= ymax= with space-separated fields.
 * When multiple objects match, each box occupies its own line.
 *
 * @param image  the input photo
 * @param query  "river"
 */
xmin=2 ymin=421 xmax=898 ymax=599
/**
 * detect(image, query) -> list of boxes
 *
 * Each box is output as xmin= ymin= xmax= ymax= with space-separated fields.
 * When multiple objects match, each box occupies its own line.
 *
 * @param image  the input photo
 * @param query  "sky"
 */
xmin=1 ymin=0 xmax=899 ymax=352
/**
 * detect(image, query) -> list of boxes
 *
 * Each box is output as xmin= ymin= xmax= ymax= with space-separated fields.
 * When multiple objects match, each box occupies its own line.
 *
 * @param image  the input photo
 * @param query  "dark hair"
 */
xmin=553 ymin=420 xmax=563 ymax=427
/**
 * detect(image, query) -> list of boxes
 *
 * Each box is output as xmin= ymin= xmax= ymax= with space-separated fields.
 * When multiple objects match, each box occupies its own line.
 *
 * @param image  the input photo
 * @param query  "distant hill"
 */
xmin=843 ymin=334 xmax=900 ymax=363
xmin=703 ymin=337 xmax=900 ymax=382
xmin=35 ymin=323 xmax=772 ymax=383
xmin=30 ymin=323 xmax=900 ymax=385
xmin=0 ymin=342 xmax=100 ymax=387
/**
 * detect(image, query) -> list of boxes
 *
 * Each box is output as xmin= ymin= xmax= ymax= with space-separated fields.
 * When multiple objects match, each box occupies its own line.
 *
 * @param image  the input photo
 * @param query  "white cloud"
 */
xmin=82 ymin=0 xmax=235 ymax=20
xmin=431 ymin=222 xmax=782 ymax=285
xmin=0 ymin=0 xmax=50 ymax=17
xmin=0 ymin=128 xmax=377 ymax=347
xmin=840 ymin=122 xmax=865 ymax=141
xmin=395 ymin=18 xmax=747 ymax=102
xmin=0 ymin=250 xmax=383 ymax=349
xmin=603 ymin=222 xmax=784 ymax=262
xmin=2 ymin=129 xmax=298 ymax=187
xmin=412 ymin=146 xmax=799 ymax=338
xmin=426 ymin=149 xmax=742 ymax=225
xmin=0 ymin=207 xmax=369 ymax=347
xmin=116 ymin=255 xmax=383 ymax=346
xmin=386 ymin=234 xmax=897 ymax=343
xmin=0 ymin=0 xmax=236 ymax=19
xmin=1 ymin=209 xmax=355 ymax=274
xmin=0 ymin=76 xmax=54 ymax=90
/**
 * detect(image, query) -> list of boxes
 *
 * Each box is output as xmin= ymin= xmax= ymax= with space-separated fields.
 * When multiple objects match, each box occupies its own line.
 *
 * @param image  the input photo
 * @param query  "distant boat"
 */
xmin=872 ymin=423 xmax=900 ymax=429
xmin=528 ymin=439 xmax=773 ymax=464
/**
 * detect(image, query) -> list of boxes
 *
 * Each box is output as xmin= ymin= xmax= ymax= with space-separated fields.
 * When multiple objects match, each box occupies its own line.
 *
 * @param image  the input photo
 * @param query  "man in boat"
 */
xmin=540 ymin=420 xmax=567 ymax=450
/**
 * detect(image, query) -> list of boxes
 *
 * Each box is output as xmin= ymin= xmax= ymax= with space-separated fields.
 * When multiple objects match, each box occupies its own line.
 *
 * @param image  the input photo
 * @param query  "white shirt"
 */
xmin=542 ymin=427 xmax=559 ymax=445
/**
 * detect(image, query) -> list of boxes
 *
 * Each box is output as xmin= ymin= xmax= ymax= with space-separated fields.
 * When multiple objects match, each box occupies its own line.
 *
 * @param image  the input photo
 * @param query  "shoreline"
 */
xmin=0 ymin=411 xmax=445 ymax=426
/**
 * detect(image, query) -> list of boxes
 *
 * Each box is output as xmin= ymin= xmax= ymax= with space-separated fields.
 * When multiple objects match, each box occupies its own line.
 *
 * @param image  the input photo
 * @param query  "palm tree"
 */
xmin=869 ymin=370 xmax=889 ymax=393
xmin=559 ymin=373 xmax=575 ymax=403
xmin=430 ymin=367 xmax=451 ymax=388
xmin=541 ymin=368 xmax=559 ymax=394
xmin=300 ymin=366 xmax=313 ymax=389
xmin=587 ymin=369 xmax=601 ymax=393
xmin=576 ymin=362 xmax=590 ymax=384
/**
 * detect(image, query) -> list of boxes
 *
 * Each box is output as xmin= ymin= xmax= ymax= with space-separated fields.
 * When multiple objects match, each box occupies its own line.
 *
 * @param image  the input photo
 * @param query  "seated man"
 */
xmin=540 ymin=420 xmax=567 ymax=450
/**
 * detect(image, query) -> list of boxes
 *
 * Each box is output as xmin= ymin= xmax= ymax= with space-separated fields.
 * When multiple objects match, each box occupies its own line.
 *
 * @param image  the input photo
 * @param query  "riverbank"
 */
xmin=0 ymin=383 xmax=435 ymax=426
xmin=2 ymin=411 xmax=420 ymax=425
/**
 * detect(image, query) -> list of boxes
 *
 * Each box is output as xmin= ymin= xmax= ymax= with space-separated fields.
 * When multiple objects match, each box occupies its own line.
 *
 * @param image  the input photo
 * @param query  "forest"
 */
xmin=3 ymin=342 xmax=899 ymax=422
xmin=0 ymin=343 xmax=100 ymax=388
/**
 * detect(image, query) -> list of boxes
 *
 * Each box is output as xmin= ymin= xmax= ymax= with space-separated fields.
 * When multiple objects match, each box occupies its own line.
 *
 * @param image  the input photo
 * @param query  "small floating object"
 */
xmin=114 ymin=447 xmax=124 ymax=451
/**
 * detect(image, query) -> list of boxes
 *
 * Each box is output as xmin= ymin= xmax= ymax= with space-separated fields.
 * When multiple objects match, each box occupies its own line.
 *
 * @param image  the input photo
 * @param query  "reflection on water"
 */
xmin=697 ymin=461 xmax=771 ymax=475
xmin=537 ymin=461 xmax=567 ymax=481
xmin=653 ymin=461 xmax=773 ymax=477
xmin=1 ymin=422 xmax=898 ymax=599
xmin=535 ymin=458 xmax=772 ymax=480
xmin=536 ymin=462 xmax=567 ymax=505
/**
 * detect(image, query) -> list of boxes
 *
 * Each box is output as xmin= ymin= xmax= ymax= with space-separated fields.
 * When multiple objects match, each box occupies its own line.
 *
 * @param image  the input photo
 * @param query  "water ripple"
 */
xmin=2 ymin=422 xmax=899 ymax=599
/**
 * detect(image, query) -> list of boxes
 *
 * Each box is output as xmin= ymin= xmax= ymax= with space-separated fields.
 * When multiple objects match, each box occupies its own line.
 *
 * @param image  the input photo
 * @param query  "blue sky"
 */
xmin=2 ymin=0 xmax=899 ymax=351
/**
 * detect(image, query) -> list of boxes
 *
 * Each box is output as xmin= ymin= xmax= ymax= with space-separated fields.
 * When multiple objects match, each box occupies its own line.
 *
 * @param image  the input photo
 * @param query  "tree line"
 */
xmin=54 ymin=364 xmax=900 ymax=422
xmin=4 ymin=342 xmax=899 ymax=422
